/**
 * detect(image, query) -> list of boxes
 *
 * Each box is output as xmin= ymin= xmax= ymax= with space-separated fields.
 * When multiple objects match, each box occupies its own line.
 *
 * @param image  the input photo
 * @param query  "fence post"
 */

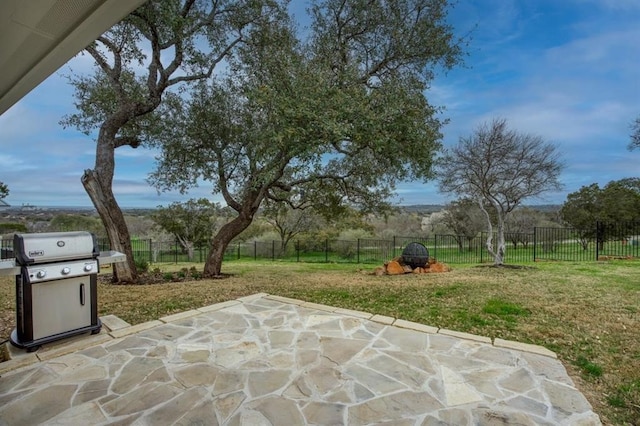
xmin=480 ymin=232 xmax=484 ymax=263
xmin=254 ymin=241 xmax=257 ymax=260
xmin=325 ymin=239 xmax=329 ymax=262
xmin=237 ymin=242 xmax=240 ymax=260
xmin=296 ymin=240 xmax=300 ymax=262
xmin=272 ymin=240 xmax=275 ymax=261
xmin=595 ymin=221 xmax=600 ymax=261
xmin=357 ymin=239 xmax=360 ymax=264
xmin=148 ymin=239 xmax=153 ymax=264
xmin=433 ymin=235 xmax=437 ymax=261
xmin=533 ymin=228 xmax=537 ymax=262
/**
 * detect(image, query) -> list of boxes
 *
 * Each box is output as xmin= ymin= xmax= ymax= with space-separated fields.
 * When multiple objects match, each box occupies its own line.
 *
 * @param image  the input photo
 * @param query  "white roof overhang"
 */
xmin=0 ymin=0 xmax=147 ymax=115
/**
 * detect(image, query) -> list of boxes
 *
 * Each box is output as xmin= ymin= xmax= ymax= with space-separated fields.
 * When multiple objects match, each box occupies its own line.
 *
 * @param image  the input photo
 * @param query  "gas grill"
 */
xmin=0 ymin=231 xmax=125 ymax=351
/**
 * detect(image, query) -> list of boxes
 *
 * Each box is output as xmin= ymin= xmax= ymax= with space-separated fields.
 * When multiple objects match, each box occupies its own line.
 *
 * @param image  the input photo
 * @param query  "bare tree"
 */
xmin=438 ymin=118 xmax=563 ymax=265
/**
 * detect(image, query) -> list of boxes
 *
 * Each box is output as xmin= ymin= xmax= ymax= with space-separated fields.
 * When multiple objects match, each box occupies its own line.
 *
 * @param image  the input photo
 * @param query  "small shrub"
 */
xmin=135 ymin=258 xmax=149 ymax=273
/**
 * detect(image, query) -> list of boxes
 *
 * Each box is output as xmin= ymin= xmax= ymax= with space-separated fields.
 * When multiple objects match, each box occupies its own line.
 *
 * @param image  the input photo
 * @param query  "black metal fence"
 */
xmin=2 ymin=221 xmax=638 ymax=264
xmin=533 ymin=222 xmax=640 ymax=261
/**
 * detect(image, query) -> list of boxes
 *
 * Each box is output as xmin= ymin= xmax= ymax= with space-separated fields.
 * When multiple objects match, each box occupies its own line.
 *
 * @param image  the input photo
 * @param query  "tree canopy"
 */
xmin=152 ymin=199 xmax=225 ymax=261
xmin=442 ymin=199 xmax=485 ymax=251
xmin=0 ymin=182 xmax=8 ymax=201
xmin=438 ymin=118 xmax=563 ymax=265
xmin=49 ymin=214 xmax=107 ymax=237
xmin=630 ymin=115 xmax=640 ymax=151
xmin=62 ymin=0 xmax=280 ymax=282
xmin=150 ymin=0 xmax=464 ymax=276
xmin=262 ymin=202 xmax=325 ymax=253
xmin=561 ymin=178 xmax=640 ymax=248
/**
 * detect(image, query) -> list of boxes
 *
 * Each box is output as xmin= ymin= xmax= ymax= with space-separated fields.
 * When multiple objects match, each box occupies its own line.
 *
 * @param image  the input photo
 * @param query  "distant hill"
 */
xmin=400 ymin=205 xmax=444 ymax=214
xmin=401 ymin=204 xmax=561 ymax=215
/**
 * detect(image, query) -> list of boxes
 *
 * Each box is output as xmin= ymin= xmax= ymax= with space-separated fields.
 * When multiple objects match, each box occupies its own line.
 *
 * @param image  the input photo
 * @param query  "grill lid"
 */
xmin=14 ymin=231 xmax=99 ymax=265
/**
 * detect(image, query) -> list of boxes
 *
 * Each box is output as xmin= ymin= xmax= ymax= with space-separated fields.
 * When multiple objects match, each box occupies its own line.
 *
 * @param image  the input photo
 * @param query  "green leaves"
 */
xmin=143 ymin=0 xmax=464 ymax=220
xmin=561 ymin=178 xmax=640 ymax=241
xmin=0 ymin=181 xmax=8 ymax=201
xmin=151 ymin=198 xmax=225 ymax=246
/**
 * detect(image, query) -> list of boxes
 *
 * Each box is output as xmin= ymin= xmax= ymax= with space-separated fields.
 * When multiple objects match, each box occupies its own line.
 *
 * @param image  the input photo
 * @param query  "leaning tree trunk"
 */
xmin=82 ymin=169 xmax=137 ymax=283
xmin=204 ymin=211 xmax=255 ymax=277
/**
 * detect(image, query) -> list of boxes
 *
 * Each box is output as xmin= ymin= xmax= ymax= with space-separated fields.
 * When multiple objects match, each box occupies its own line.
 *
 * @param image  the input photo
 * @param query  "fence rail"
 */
xmin=2 ymin=221 xmax=639 ymax=264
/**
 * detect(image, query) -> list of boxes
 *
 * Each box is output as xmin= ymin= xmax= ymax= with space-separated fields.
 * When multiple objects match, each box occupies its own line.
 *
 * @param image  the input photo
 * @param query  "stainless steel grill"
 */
xmin=0 ymin=231 xmax=124 ymax=351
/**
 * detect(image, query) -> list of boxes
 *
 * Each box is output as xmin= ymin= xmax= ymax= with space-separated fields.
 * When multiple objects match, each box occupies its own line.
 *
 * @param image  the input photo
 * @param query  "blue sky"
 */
xmin=1 ymin=0 xmax=639 ymax=208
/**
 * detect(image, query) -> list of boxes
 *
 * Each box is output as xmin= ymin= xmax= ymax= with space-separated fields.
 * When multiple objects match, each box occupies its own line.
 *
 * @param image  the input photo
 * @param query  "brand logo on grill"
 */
xmin=28 ymin=250 xmax=44 ymax=257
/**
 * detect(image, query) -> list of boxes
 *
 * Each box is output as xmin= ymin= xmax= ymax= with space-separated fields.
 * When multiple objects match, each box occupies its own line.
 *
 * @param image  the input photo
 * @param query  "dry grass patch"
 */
xmin=0 ymin=260 xmax=638 ymax=424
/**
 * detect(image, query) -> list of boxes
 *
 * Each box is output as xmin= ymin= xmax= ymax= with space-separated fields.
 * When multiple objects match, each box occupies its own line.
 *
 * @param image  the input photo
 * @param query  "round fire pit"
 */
xmin=402 ymin=242 xmax=429 ymax=269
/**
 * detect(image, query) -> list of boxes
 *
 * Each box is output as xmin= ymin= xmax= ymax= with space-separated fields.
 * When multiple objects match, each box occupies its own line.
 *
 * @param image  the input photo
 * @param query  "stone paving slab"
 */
xmin=0 ymin=293 xmax=601 ymax=425
xmin=101 ymin=314 xmax=131 ymax=332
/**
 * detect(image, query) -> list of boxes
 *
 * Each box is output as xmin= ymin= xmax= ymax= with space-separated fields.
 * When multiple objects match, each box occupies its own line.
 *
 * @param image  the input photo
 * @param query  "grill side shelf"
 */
xmin=98 ymin=251 xmax=126 ymax=267
xmin=0 ymin=259 xmax=19 ymax=276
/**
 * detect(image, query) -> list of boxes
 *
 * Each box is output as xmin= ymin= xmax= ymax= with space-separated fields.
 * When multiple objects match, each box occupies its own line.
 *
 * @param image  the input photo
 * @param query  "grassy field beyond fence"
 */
xmin=89 ymin=228 xmax=640 ymax=266
xmin=1 ymin=260 xmax=638 ymax=424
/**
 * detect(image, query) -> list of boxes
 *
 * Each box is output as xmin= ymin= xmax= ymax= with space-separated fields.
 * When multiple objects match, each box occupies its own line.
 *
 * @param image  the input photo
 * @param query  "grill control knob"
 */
xmin=61 ymin=267 xmax=71 ymax=275
xmin=84 ymin=264 xmax=93 ymax=272
xmin=36 ymin=270 xmax=46 ymax=279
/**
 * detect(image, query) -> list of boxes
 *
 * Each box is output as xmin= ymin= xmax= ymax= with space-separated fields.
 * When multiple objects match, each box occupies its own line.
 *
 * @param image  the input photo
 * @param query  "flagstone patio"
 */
xmin=0 ymin=293 xmax=601 ymax=425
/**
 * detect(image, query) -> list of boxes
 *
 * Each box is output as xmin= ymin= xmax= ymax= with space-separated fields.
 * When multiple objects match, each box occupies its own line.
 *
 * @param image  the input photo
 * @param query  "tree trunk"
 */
xmin=477 ymin=198 xmax=497 ymax=263
xmin=477 ymin=199 xmax=506 ymax=265
xmin=495 ymin=217 xmax=506 ymax=265
xmin=204 ymin=212 xmax=255 ymax=277
xmin=187 ymin=243 xmax=194 ymax=262
xmin=82 ymin=169 xmax=137 ymax=283
xmin=177 ymin=236 xmax=194 ymax=261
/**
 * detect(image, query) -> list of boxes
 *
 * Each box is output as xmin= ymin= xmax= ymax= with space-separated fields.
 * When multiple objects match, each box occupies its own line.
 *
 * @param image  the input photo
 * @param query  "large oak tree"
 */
xmin=438 ymin=118 xmax=563 ymax=265
xmin=62 ymin=0 xmax=279 ymax=282
xmin=150 ymin=0 xmax=464 ymax=276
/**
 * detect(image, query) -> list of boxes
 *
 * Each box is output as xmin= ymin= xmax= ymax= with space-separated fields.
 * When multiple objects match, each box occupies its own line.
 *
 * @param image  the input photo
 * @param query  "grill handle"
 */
xmin=80 ymin=283 xmax=85 ymax=306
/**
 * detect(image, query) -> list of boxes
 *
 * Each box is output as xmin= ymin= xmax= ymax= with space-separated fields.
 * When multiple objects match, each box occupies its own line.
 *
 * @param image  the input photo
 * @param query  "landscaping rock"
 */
xmin=386 ymin=261 xmax=405 ymax=275
xmin=374 ymin=257 xmax=450 ymax=275
xmin=425 ymin=260 xmax=451 ymax=273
